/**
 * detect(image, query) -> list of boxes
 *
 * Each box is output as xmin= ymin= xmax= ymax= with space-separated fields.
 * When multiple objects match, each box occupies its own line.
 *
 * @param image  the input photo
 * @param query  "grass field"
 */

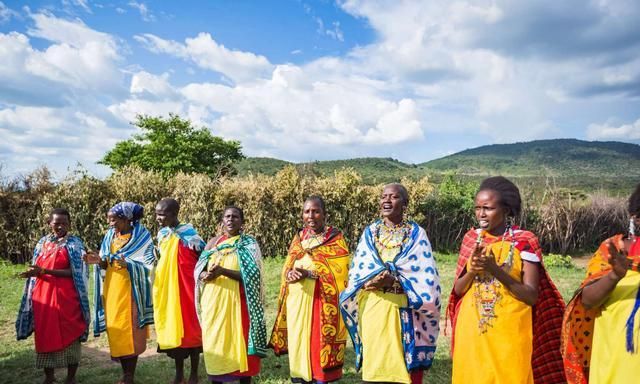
xmin=0 ymin=255 xmax=584 ymax=384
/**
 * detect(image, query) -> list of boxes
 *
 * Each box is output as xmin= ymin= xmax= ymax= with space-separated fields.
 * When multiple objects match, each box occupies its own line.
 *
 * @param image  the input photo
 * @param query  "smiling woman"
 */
xmin=339 ymin=183 xmax=441 ymax=384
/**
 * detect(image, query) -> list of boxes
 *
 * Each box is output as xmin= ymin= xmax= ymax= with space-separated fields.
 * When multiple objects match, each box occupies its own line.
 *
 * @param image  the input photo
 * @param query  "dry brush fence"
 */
xmin=0 ymin=166 xmax=629 ymax=263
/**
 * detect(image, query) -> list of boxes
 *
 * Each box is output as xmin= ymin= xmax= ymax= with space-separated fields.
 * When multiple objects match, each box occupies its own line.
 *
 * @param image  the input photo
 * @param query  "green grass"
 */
xmin=0 ymin=256 xmax=585 ymax=383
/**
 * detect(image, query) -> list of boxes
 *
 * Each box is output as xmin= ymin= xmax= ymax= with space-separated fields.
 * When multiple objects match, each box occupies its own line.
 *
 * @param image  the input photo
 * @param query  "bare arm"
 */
xmin=486 ymin=260 xmax=539 ymax=306
xmin=453 ymin=267 xmax=477 ymax=296
xmin=582 ymin=240 xmax=630 ymax=309
xmin=19 ymin=265 xmax=72 ymax=278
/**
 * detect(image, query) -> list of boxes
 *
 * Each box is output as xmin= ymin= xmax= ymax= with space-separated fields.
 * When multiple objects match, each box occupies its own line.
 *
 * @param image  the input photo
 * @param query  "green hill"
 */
xmin=420 ymin=139 xmax=640 ymax=177
xmin=236 ymin=157 xmax=421 ymax=183
xmin=234 ymin=157 xmax=292 ymax=176
xmin=235 ymin=139 xmax=640 ymax=190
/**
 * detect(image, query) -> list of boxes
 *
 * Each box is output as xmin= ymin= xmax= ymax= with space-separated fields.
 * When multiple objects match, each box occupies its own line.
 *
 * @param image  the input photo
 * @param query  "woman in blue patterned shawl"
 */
xmin=85 ymin=202 xmax=155 ymax=384
xmin=339 ymin=183 xmax=441 ymax=384
xmin=16 ymin=208 xmax=90 ymax=384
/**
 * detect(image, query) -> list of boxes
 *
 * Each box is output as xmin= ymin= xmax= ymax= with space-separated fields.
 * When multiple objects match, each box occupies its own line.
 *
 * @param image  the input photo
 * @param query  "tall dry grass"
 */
xmin=0 ymin=166 xmax=629 ymax=263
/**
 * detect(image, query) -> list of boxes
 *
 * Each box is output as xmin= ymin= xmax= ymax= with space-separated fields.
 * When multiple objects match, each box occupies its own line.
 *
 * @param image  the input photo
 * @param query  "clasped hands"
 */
xmin=199 ymin=264 xmax=225 ymax=283
xmin=285 ymin=267 xmax=312 ymax=283
xmin=363 ymin=270 xmax=397 ymax=291
xmin=468 ymin=243 xmax=499 ymax=275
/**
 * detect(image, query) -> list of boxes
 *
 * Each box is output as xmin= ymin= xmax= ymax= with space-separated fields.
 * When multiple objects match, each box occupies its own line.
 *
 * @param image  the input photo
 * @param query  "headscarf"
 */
xmin=109 ymin=202 xmax=144 ymax=223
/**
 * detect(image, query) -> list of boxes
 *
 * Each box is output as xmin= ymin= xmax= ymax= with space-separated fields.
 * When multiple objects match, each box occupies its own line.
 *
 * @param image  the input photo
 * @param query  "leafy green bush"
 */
xmin=543 ymin=253 xmax=576 ymax=269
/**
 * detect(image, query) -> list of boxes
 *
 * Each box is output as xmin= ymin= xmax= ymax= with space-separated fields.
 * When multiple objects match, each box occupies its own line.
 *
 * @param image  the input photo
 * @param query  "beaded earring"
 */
xmin=630 ymin=217 xmax=636 ymax=239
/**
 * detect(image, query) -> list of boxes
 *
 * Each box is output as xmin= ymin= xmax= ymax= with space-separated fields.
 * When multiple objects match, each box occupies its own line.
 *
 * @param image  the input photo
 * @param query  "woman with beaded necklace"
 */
xmin=562 ymin=183 xmax=640 ymax=383
xmin=340 ymin=183 xmax=441 ymax=384
xmin=448 ymin=176 xmax=566 ymax=384
xmin=270 ymin=196 xmax=350 ymax=383
xmin=16 ymin=208 xmax=90 ymax=384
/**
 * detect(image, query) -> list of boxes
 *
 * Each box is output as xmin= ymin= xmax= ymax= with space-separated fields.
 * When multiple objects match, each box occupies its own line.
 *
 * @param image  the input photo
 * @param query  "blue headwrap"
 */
xmin=109 ymin=202 xmax=144 ymax=223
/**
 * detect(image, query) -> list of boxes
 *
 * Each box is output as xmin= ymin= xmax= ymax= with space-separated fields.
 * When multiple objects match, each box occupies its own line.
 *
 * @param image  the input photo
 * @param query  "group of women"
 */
xmin=15 ymin=177 xmax=640 ymax=384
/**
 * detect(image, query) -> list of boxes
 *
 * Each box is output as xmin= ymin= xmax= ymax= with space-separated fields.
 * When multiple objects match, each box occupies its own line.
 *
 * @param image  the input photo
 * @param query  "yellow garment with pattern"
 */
xmin=358 ymin=246 xmax=410 ymax=384
xmin=452 ymin=234 xmax=534 ymax=384
xmin=285 ymin=237 xmax=319 ymax=382
xmin=104 ymin=233 xmax=138 ymax=357
xmin=153 ymin=234 xmax=183 ymax=349
xmin=202 ymin=236 xmax=248 ymax=375
xmin=589 ymin=270 xmax=640 ymax=384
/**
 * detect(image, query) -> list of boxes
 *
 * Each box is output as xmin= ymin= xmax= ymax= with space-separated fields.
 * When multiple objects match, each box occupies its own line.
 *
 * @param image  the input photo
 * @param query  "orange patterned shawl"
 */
xmin=561 ymin=234 xmax=640 ymax=384
xmin=269 ymin=227 xmax=350 ymax=371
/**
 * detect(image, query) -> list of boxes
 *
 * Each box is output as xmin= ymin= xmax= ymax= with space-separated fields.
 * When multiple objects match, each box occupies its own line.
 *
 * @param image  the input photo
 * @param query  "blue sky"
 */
xmin=1 ymin=0 xmax=639 ymax=178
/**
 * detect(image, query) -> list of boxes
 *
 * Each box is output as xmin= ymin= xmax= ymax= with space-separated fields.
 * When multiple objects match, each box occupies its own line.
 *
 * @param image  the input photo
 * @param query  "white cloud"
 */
xmin=0 ymin=2 xmax=19 ymax=23
xmin=3 ymin=1 xmax=640 ymax=176
xmin=64 ymin=0 xmax=92 ymax=13
xmin=135 ymin=32 xmax=273 ymax=83
xmin=130 ymin=71 xmax=174 ymax=97
xmin=587 ymin=118 xmax=640 ymax=140
xmin=128 ymin=1 xmax=155 ymax=22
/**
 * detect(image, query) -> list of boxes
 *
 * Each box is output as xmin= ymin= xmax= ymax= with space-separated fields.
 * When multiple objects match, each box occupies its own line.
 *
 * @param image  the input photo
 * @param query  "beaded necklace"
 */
xmin=473 ymin=225 xmax=516 ymax=333
xmin=301 ymin=226 xmax=330 ymax=250
xmin=41 ymin=234 xmax=68 ymax=260
xmin=374 ymin=220 xmax=412 ymax=252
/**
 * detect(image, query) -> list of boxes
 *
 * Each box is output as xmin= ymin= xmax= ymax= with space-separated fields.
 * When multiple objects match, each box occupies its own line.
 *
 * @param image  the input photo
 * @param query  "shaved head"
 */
xmin=157 ymin=198 xmax=180 ymax=214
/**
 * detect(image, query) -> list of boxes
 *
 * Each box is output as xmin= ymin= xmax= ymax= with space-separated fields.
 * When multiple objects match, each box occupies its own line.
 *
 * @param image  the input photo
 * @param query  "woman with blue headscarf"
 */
xmin=85 ymin=202 xmax=155 ymax=384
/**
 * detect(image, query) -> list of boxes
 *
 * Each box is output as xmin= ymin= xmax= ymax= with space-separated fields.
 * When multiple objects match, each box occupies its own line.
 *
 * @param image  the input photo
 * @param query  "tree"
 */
xmin=100 ymin=114 xmax=244 ymax=177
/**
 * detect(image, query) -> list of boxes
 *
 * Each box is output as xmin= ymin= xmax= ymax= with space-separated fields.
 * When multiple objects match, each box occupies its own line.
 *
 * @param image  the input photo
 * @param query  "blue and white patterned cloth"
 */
xmin=157 ymin=223 xmax=205 ymax=251
xmin=16 ymin=235 xmax=90 ymax=342
xmin=109 ymin=202 xmax=144 ymax=223
xmin=93 ymin=222 xmax=156 ymax=336
xmin=339 ymin=220 xmax=441 ymax=371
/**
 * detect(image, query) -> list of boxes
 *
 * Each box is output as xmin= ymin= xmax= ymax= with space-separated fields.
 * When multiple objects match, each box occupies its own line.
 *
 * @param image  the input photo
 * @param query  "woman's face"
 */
xmin=632 ymin=214 xmax=640 ymax=236
xmin=302 ymin=200 xmax=325 ymax=233
xmin=49 ymin=214 xmax=70 ymax=238
xmin=108 ymin=211 xmax=131 ymax=233
xmin=380 ymin=185 xmax=405 ymax=223
xmin=222 ymin=208 xmax=243 ymax=237
xmin=474 ymin=189 xmax=508 ymax=235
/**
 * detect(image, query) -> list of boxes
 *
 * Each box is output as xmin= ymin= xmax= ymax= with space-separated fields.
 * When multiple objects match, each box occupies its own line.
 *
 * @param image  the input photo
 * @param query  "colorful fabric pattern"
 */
xmin=157 ymin=223 xmax=206 ymax=251
xmin=35 ymin=339 xmax=81 ymax=369
xmin=448 ymin=228 xmax=566 ymax=384
xmin=339 ymin=220 xmax=441 ymax=372
xmin=154 ymin=223 xmax=205 ymax=350
xmin=109 ymin=202 xmax=144 ymax=222
xmin=195 ymin=233 xmax=267 ymax=357
xmin=561 ymin=235 xmax=640 ymax=384
xmin=270 ymin=227 xmax=350 ymax=373
xmin=93 ymin=222 xmax=155 ymax=336
xmin=16 ymin=235 xmax=90 ymax=342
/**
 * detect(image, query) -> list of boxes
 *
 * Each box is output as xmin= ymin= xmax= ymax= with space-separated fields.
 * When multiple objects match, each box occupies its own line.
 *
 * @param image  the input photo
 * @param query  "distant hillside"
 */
xmin=234 ymin=139 xmax=640 ymax=190
xmin=420 ymin=139 xmax=640 ymax=177
xmin=234 ymin=157 xmax=292 ymax=176
xmin=236 ymin=157 xmax=422 ymax=183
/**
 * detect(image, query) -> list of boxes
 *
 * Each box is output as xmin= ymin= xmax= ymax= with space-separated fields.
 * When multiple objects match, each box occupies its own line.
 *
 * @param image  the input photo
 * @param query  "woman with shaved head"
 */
xmin=340 ymin=183 xmax=441 ymax=383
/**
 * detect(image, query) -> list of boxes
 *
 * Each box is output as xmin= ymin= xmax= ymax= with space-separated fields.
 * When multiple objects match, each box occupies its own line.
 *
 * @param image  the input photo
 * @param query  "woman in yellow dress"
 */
xmin=85 ymin=202 xmax=155 ymax=384
xmin=195 ymin=206 xmax=267 ymax=384
xmin=271 ymin=196 xmax=350 ymax=383
xmin=562 ymin=183 xmax=640 ymax=384
xmin=448 ymin=176 xmax=565 ymax=384
xmin=340 ymin=183 xmax=441 ymax=384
